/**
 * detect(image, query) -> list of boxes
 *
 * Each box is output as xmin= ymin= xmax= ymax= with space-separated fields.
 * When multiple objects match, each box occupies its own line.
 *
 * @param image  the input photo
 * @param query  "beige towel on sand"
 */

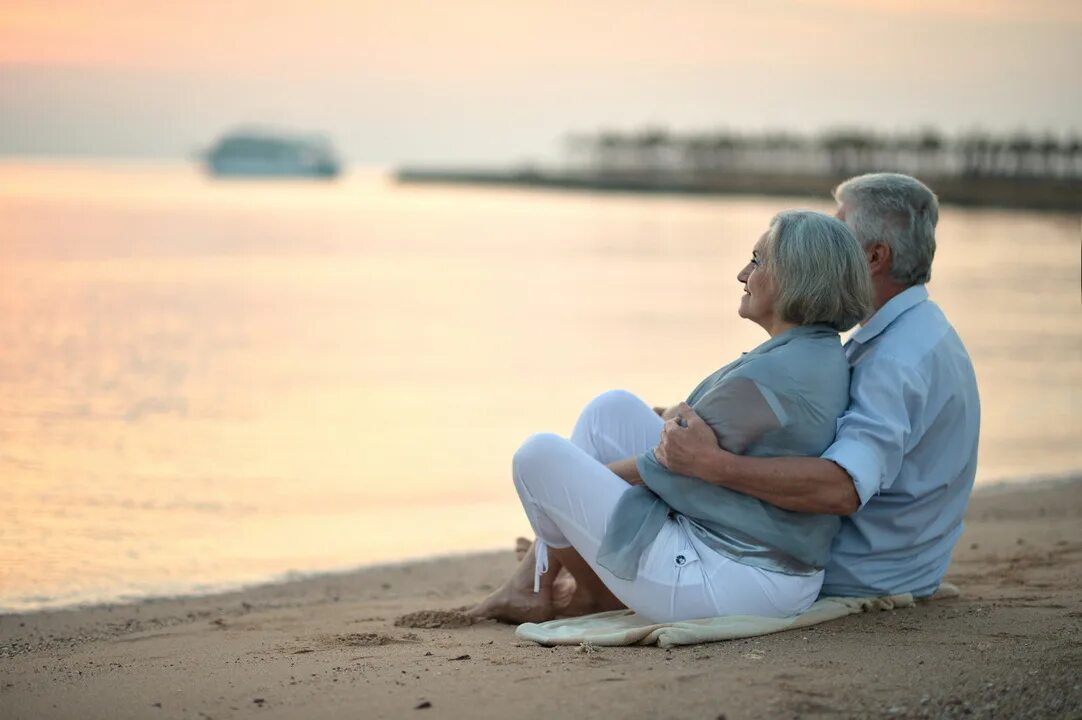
xmin=515 ymin=582 xmax=960 ymax=648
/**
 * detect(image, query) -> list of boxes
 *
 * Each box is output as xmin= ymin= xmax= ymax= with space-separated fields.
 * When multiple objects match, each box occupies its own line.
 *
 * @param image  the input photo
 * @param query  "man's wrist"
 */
xmin=695 ymin=445 xmax=733 ymax=486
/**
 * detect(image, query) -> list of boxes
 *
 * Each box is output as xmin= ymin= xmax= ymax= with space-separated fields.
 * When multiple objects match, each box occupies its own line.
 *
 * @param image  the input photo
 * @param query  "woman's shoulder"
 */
xmin=732 ymin=328 xmax=848 ymax=388
xmin=746 ymin=327 xmax=844 ymax=365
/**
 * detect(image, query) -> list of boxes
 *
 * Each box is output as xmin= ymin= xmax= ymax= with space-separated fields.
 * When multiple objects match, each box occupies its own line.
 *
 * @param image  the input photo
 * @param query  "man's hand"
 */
xmin=654 ymin=404 xmax=860 ymax=515
xmin=655 ymin=401 xmax=728 ymax=478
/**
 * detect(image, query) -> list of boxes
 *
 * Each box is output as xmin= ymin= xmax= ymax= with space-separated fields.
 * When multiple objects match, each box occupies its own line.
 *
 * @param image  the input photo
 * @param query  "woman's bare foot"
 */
xmin=546 ymin=545 xmax=626 ymax=619
xmin=513 ymin=535 xmax=579 ymax=601
xmin=468 ymin=539 xmax=560 ymax=624
xmin=467 ymin=583 xmax=555 ymax=624
xmin=551 ymin=568 xmax=577 ymax=607
xmin=514 ymin=536 xmax=531 ymax=562
xmin=554 ymin=583 xmax=625 ymax=618
xmin=491 ymin=539 xmax=624 ymax=620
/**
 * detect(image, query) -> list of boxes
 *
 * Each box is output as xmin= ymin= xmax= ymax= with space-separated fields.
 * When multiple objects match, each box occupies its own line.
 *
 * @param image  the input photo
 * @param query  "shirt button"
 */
xmin=675 ymin=554 xmax=687 ymax=566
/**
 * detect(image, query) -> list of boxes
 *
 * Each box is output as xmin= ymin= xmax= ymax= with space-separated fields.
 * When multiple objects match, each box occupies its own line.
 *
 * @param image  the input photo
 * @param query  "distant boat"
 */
xmin=203 ymin=130 xmax=342 ymax=179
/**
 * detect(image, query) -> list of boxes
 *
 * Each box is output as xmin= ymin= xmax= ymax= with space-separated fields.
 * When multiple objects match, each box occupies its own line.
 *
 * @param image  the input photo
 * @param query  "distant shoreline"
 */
xmin=395 ymin=167 xmax=1082 ymax=213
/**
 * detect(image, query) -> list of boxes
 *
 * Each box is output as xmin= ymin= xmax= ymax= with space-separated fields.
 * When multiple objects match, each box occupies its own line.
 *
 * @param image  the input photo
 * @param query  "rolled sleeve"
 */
xmin=823 ymin=437 xmax=886 ymax=508
xmin=822 ymin=357 xmax=926 ymax=509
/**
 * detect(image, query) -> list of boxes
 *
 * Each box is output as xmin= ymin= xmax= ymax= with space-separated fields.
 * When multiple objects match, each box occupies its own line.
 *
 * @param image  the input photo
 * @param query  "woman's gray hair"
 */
xmin=763 ymin=210 xmax=874 ymax=332
xmin=832 ymin=173 xmax=939 ymax=286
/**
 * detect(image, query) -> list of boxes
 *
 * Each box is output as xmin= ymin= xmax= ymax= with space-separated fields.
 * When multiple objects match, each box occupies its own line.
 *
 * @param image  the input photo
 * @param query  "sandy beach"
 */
xmin=2 ymin=478 xmax=1080 ymax=720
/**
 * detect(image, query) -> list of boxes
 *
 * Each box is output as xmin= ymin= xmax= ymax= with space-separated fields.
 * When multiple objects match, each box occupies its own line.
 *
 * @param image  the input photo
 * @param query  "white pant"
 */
xmin=512 ymin=389 xmax=823 ymax=622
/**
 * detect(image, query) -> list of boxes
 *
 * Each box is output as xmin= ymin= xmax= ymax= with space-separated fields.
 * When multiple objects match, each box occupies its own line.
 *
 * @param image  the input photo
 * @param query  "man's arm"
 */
xmin=655 ymin=402 xmax=859 ymax=515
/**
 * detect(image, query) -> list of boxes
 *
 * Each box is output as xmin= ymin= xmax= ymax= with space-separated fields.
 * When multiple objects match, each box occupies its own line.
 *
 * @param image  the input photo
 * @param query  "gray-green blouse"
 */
xmin=596 ymin=324 xmax=850 ymax=581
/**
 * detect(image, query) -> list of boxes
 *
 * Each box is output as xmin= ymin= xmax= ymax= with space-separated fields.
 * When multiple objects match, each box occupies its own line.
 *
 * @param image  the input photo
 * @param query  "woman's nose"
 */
xmin=737 ymin=264 xmax=751 ymax=283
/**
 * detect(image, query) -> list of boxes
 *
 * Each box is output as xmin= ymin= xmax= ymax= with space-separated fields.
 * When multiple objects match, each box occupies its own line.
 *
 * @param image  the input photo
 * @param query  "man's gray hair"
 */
xmin=764 ymin=210 xmax=874 ymax=332
xmin=832 ymin=173 xmax=939 ymax=286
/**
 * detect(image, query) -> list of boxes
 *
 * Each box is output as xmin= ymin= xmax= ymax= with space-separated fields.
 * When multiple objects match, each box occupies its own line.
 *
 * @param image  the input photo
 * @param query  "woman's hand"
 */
xmin=654 ymin=405 xmax=682 ymax=421
xmin=655 ymin=402 xmax=725 ymax=478
xmin=607 ymin=457 xmax=644 ymax=485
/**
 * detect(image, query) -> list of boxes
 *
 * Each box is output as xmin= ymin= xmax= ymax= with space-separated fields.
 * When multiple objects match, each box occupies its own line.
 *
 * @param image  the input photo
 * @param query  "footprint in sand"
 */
xmin=334 ymin=632 xmax=401 ymax=647
xmin=393 ymin=610 xmax=476 ymax=629
xmin=295 ymin=631 xmax=418 ymax=654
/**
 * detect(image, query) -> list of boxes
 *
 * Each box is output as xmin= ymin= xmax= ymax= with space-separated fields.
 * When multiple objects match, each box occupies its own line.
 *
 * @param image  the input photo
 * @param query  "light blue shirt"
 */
xmin=821 ymin=285 xmax=981 ymax=598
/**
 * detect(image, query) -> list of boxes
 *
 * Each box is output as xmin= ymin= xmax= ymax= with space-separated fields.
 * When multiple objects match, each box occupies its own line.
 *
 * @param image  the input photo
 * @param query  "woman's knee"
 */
xmin=512 ymin=432 xmax=570 ymax=480
xmin=582 ymin=389 xmax=648 ymax=423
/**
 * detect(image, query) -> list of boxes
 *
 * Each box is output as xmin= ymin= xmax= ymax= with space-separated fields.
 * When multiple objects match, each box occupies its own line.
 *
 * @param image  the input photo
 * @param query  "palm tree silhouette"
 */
xmin=565 ymin=126 xmax=1077 ymax=182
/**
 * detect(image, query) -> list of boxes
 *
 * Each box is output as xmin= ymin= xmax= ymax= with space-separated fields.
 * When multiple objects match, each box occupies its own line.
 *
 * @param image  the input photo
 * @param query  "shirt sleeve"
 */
xmin=692 ymin=376 xmax=786 ymax=455
xmin=822 ymin=355 xmax=928 ymax=508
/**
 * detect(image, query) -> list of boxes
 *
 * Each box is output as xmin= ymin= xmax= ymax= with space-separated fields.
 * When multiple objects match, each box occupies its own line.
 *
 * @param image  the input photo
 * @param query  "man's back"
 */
xmin=822 ymin=285 xmax=980 ymax=597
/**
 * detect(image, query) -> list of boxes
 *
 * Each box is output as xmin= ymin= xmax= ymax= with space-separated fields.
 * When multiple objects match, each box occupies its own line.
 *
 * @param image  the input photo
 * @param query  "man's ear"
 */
xmin=865 ymin=242 xmax=892 ymax=276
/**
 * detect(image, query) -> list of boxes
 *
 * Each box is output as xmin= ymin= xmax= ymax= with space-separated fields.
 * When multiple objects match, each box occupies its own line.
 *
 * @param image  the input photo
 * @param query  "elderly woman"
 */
xmin=469 ymin=210 xmax=874 ymax=624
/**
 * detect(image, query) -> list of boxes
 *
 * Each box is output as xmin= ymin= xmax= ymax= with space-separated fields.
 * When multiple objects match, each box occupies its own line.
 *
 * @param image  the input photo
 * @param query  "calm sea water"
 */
xmin=1 ymin=161 xmax=1079 ymax=613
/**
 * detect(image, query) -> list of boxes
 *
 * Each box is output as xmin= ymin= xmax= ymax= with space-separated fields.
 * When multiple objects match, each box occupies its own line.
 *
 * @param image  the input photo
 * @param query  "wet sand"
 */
xmin=2 ymin=478 xmax=1080 ymax=719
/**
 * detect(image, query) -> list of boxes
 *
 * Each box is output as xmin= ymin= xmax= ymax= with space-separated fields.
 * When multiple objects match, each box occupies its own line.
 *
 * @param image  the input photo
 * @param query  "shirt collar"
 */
xmin=746 ymin=323 xmax=838 ymax=356
xmin=850 ymin=284 xmax=928 ymax=345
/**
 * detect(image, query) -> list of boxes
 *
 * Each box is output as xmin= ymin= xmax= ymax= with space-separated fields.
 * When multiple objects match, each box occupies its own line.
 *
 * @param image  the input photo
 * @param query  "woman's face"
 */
xmin=737 ymin=231 xmax=778 ymax=330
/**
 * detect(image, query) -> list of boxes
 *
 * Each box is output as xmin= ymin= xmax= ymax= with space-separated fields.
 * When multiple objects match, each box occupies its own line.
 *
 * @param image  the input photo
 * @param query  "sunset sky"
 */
xmin=2 ymin=0 xmax=1079 ymax=162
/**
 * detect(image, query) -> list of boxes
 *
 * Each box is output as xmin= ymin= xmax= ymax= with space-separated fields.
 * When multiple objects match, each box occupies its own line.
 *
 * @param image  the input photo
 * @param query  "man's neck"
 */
xmin=872 ymin=279 xmax=910 ymax=314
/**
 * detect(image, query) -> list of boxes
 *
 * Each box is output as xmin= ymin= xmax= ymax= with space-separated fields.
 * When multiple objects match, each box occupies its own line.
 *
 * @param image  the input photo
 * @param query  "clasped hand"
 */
xmin=654 ymin=402 xmax=719 ymax=477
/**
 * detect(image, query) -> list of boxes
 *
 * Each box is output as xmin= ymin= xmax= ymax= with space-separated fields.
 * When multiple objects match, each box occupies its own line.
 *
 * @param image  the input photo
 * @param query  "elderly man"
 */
xmin=658 ymin=173 xmax=980 ymax=598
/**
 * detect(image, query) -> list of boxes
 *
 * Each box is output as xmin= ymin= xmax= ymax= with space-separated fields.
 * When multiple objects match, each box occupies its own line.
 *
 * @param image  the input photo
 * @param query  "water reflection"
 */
xmin=0 ymin=162 xmax=1078 ymax=611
